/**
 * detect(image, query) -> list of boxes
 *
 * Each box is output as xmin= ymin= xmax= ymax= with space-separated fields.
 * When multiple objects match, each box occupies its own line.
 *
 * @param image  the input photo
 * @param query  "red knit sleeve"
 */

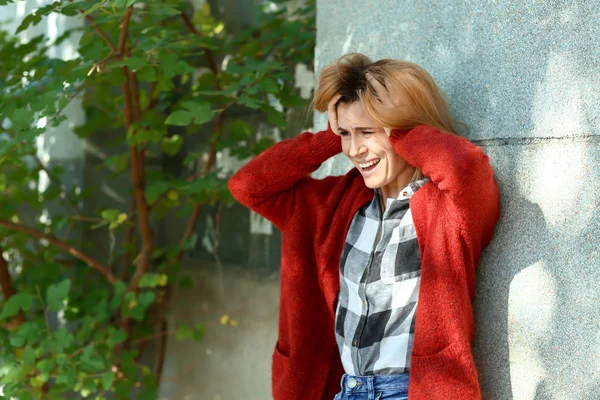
xmin=389 ymin=126 xmax=500 ymax=241
xmin=228 ymin=127 xmax=342 ymax=230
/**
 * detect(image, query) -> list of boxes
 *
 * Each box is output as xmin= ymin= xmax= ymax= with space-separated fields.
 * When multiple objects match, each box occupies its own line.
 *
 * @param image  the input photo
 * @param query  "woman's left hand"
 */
xmin=327 ymin=93 xmax=343 ymax=135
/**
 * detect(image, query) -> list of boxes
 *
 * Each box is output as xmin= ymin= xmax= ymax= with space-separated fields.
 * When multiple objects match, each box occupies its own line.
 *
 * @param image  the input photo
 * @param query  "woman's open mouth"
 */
xmin=358 ymin=159 xmax=380 ymax=173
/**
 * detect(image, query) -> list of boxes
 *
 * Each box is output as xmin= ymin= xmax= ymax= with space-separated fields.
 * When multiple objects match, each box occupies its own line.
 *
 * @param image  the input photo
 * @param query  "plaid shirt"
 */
xmin=335 ymin=178 xmax=429 ymax=375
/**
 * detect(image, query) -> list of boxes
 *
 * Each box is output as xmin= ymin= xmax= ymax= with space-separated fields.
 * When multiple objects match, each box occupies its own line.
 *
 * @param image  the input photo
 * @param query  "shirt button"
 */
xmin=353 ymin=340 xmax=358 ymax=346
xmin=402 ymin=191 xmax=408 ymax=197
xmin=348 ymin=377 xmax=357 ymax=388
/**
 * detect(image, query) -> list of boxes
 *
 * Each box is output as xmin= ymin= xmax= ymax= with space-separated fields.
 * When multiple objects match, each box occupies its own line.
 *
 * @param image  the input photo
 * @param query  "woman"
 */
xmin=229 ymin=53 xmax=500 ymax=400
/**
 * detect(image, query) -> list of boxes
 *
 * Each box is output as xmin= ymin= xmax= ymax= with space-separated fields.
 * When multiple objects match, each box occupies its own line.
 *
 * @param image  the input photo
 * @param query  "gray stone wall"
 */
xmin=316 ymin=1 xmax=600 ymax=399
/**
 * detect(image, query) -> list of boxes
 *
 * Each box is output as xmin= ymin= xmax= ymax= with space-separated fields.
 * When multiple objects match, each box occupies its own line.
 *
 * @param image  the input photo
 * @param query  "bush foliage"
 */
xmin=0 ymin=0 xmax=314 ymax=398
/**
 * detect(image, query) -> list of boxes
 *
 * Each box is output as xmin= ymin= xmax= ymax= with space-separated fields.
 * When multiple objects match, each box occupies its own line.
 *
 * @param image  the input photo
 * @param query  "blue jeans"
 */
xmin=334 ymin=373 xmax=409 ymax=400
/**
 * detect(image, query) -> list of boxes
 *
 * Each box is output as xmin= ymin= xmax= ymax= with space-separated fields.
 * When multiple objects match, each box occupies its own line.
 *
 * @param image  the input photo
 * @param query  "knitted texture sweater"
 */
xmin=228 ymin=125 xmax=500 ymax=400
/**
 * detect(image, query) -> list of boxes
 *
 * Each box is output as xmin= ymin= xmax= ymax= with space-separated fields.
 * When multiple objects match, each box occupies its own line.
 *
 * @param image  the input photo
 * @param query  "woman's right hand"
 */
xmin=327 ymin=93 xmax=342 ymax=135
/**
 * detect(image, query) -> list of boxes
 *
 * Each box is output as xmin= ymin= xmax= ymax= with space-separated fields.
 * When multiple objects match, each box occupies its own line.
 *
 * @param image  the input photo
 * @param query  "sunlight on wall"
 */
xmin=532 ymin=52 xmax=586 ymax=138
xmin=523 ymin=51 xmax=587 ymax=229
xmin=508 ymin=261 xmax=556 ymax=400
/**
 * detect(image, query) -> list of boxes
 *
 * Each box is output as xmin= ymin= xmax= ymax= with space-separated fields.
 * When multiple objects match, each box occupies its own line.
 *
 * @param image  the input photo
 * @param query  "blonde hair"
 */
xmin=313 ymin=53 xmax=459 ymax=134
xmin=312 ymin=53 xmax=461 ymax=181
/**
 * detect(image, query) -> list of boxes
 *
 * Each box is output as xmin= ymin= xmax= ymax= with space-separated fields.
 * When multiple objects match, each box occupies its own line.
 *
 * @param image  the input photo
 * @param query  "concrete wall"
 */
xmin=316 ymin=1 xmax=600 ymax=399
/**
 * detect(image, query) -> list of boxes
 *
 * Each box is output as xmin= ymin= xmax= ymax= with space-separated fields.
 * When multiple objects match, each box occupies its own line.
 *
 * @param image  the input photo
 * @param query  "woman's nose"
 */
xmin=349 ymin=135 xmax=366 ymax=158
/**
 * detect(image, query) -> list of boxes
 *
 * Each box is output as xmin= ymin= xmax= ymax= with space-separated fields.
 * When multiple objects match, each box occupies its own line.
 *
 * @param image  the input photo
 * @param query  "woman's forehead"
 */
xmin=337 ymin=102 xmax=378 ymax=128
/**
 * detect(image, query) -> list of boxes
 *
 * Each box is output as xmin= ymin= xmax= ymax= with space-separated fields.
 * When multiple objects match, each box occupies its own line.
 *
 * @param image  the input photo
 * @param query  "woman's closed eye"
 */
xmin=338 ymin=130 xmax=376 ymax=137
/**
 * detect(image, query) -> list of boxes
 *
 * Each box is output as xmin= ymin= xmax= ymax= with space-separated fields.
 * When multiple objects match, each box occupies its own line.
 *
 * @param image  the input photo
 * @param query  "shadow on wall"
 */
xmin=318 ymin=1 xmax=600 ymax=399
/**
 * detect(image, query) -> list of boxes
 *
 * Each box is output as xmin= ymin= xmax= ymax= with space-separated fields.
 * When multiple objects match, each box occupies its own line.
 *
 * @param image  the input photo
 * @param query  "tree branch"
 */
xmin=118 ymin=7 xmax=134 ymax=56
xmin=180 ymin=12 xmax=219 ymax=77
xmin=175 ymin=108 xmax=226 ymax=263
xmin=121 ymin=196 xmax=136 ymax=282
xmin=0 ymin=219 xmax=117 ymax=284
xmin=0 ymin=246 xmax=17 ymax=300
xmin=67 ymin=0 xmax=117 ymax=53
xmin=115 ymin=6 xmax=154 ymax=292
xmin=173 ymin=13 xmax=228 ymax=263
xmin=154 ymin=318 xmax=168 ymax=384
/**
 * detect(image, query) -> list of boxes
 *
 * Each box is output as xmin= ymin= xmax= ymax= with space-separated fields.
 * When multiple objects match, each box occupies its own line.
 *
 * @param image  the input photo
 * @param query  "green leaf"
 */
xmin=15 ymin=13 xmax=43 ymax=34
xmin=165 ymin=110 xmax=194 ymax=126
xmin=81 ymin=2 xmax=105 ymax=18
xmin=10 ymin=108 xmax=35 ymax=131
xmin=179 ymin=275 xmax=194 ymax=289
xmin=55 ymin=369 xmax=77 ymax=386
xmin=145 ymin=181 xmax=169 ymax=204
xmin=139 ymin=387 xmax=158 ymax=400
xmin=102 ymin=371 xmax=115 ymax=390
xmin=36 ymin=359 xmax=55 ymax=374
xmin=175 ymin=324 xmax=192 ymax=341
xmin=104 ymin=153 xmax=129 ymax=173
xmin=229 ymin=120 xmax=254 ymax=139
xmin=110 ymin=280 xmax=127 ymax=310
xmin=101 ymin=209 xmax=121 ymax=221
xmin=50 ymin=328 xmax=74 ymax=353
xmin=11 ymin=322 xmax=43 ymax=347
xmin=189 ymin=103 xmax=215 ymax=125
xmin=124 ymin=56 xmax=146 ymax=71
xmin=139 ymin=273 xmax=168 ymax=288
xmin=254 ymin=137 xmax=275 ymax=154
xmin=138 ymin=291 xmax=155 ymax=307
xmin=0 ymin=293 xmax=33 ymax=319
xmin=162 ymin=135 xmax=183 ymax=156
xmin=192 ymin=323 xmax=205 ymax=342
xmin=137 ymin=66 xmax=157 ymax=82
xmin=46 ymin=279 xmax=71 ymax=312
xmin=112 ymin=329 xmax=128 ymax=344
xmin=23 ymin=346 xmax=35 ymax=366
xmin=148 ymin=3 xmax=182 ymax=17
xmin=266 ymin=109 xmax=287 ymax=129
xmin=128 ymin=291 xmax=156 ymax=321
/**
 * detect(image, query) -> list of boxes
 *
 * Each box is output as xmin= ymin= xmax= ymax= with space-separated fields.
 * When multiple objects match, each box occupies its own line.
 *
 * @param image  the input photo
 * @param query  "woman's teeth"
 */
xmin=359 ymin=159 xmax=380 ymax=170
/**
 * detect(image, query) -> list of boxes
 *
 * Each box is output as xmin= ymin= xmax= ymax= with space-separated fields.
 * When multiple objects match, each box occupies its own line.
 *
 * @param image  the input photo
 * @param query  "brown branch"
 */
xmin=116 ymin=6 xmax=154 ymax=292
xmin=128 ymin=69 xmax=143 ymax=121
xmin=121 ymin=196 xmax=137 ymax=282
xmin=174 ymin=108 xmax=226 ymax=263
xmin=0 ymin=219 xmax=117 ymax=284
xmin=180 ymin=12 xmax=219 ymax=78
xmin=118 ymin=7 xmax=134 ymax=56
xmin=144 ymin=81 xmax=158 ymax=112
xmin=154 ymin=318 xmax=168 ymax=383
xmin=85 ymin=14 xmax=116 ymax=53
xmin=126 ymin=147 xmax=153 ymax=291
xmin=67 ymin=0 xmax=116 ymax=53
xmin=70 ymin=215 xmax=103 ymax=223
xmin=0 ymin=246 xmax=17 ymax=300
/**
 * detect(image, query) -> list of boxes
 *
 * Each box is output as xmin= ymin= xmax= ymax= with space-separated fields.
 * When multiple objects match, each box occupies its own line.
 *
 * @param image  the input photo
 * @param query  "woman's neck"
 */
xmin=379 ymin=166 xmax=417 ymax=206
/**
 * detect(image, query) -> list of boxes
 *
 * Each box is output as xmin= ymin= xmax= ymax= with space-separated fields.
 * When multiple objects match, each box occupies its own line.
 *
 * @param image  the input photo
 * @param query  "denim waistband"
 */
xmin=340 ymin=373 xmax=410 ymax=393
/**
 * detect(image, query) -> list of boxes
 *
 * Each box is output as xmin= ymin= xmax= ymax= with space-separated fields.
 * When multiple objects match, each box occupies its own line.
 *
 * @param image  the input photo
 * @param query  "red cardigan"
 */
xmin=228 ymin=125 xmax=500 ymax=399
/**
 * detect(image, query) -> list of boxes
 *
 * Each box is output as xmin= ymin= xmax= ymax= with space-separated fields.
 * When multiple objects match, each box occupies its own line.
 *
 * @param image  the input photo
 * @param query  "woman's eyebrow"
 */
xmin=338 ymin=126 xmax=377 ymax=132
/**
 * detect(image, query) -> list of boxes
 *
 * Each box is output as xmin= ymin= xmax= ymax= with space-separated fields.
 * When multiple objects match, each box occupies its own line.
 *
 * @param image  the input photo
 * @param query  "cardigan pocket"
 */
xmin=272 ymin=341 xmax=292 ymax=399
xmin=410 ymin=340 xmax=467 ymax=369
xmin=274 ymin=341 xmax=290 ymax=359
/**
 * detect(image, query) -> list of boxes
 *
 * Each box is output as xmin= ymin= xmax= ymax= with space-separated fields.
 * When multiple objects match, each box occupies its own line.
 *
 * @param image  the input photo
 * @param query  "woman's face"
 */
xmin=336 ymin=101 xmax=414 ymax=197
